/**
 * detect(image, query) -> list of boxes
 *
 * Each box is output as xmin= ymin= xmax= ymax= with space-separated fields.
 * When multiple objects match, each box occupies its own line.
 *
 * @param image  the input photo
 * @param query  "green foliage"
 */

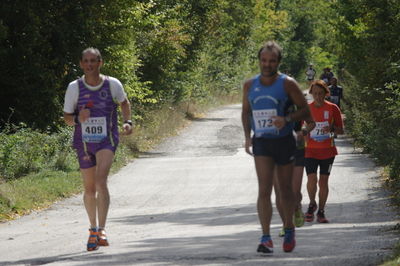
xmin=0 ymin=1 xmax=152 ymax=130
xmin=0 ymin=0 xmax=398 ymax=182
xmin=333 ymin=0 xmax=400 ymax=181
xmin=1 ymin=0 xmax=281 ymax=130
xmin=135 ymin=0 xmax=256 ymax=105
xmin=251 ymin=0 xmax=289 ymax=45
xmin=0 ymin=125 xmax=76 ymax=180
xmin=179 ymin=0 xmax=255 ymax=102
xmin=0 ymin=0 xmax=295 ymax=181
xmin=308 ymin=46 xmax=338 ymax=78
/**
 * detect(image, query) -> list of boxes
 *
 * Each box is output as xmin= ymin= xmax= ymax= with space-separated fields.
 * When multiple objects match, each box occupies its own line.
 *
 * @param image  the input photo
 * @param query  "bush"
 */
xmin=0 ymin=125 xmax=76 ymax=180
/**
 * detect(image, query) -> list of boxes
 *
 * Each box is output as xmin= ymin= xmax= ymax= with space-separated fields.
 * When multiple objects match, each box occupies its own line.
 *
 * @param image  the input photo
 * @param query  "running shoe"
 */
xmin=294 ymin=209 xmax=305 ymax=227
xmin=279 ymin=228 xmax=285 ymax=237
xmin=283 ymin=228 xmax=296 ymax=252
xmin=87 ymin=228 xmax=99 ymax=251
xmin=317 ymin=209 xmax=329 ymax=223
xmin=305 ymin=203 xmax=317 ymax=222
xmin=257 ymin=235 xmax=273 ymax=254
xmin=98 ymin=228 xmax=109 ymax=246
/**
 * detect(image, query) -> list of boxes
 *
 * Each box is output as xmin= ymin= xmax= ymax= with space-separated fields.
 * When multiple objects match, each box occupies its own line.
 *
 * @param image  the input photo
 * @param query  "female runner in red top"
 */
xmin=303 ymin=80 xmax=344 ymax=223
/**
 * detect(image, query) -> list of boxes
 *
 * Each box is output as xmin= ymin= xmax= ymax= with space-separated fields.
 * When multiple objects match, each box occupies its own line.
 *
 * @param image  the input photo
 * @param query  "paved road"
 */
xmin=0 ymin=104 xmax=398 ymax=265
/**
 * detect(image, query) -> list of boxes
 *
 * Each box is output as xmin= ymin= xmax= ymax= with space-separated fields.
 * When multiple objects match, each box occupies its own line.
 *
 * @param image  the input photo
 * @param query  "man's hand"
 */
xmin=245 ymin=137 xmax=253 ymax=156
xmin=78 ymin=109 xmax=90 ymax=123
xmin=273 ymin=116 xmax=286 ymax=130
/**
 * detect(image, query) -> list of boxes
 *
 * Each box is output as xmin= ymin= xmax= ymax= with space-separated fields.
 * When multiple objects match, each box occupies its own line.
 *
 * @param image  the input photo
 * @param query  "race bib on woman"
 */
xmin=310 ymin=121 xmax=331 ymax=142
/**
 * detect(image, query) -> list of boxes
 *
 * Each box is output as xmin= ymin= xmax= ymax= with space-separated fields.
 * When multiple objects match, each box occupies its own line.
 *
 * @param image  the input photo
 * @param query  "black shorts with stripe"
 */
xmin=305 ymin=157 xmax=335 ymax=175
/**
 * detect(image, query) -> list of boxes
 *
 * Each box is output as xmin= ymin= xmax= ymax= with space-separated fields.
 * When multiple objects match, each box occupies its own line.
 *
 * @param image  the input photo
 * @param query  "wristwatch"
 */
xmin=124 ymin=120 xmax=133 ymax=126
xmin=284 ymin=115 xmax=292 ymax=123
xmin=74 ymin=115 xmax=80 ymax=125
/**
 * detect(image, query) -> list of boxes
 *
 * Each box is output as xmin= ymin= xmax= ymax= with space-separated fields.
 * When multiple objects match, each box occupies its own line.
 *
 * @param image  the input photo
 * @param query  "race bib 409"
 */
xmin=81 ymin=117 xmax=107 ymax=143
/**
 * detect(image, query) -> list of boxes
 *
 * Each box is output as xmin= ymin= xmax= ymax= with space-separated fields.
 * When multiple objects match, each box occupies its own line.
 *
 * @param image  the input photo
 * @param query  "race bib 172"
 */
xmin=252 ymin=109 xmax=278 ymax=136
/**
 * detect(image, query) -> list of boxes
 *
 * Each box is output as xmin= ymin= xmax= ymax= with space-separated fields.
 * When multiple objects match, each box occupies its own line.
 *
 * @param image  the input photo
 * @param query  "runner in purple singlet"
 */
xmin=63 ymin=48 xmax=133 ymax=251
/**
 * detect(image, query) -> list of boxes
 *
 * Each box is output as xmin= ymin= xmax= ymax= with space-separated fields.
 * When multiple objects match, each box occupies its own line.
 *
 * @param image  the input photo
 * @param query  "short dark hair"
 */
xmin=81 ymin=47 xmax=102 ymax=61
xmin=258 ymin=41 xmax=283 ymax=62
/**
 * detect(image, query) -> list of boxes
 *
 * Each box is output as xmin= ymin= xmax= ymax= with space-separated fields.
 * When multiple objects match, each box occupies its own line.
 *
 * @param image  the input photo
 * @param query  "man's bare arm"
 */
xmin=241 ymin=79 xmax=253 ymax=155
xmin=120 ymin=98 xmax=133 ymax=135
xmin=241 ymin=80 xmax=252 ymax=139
xmin=63 ymin=113 xmax=76 ymax=126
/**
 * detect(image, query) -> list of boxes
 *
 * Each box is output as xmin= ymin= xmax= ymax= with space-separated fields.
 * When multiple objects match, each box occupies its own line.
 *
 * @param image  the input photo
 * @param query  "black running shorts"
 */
xmin=305 ymin=157 xmax=335 ymax=175
xmin=294 ymin=148 xmax=305 ymax=167
xmin=252 ymin=134 xmax=296 ymax=165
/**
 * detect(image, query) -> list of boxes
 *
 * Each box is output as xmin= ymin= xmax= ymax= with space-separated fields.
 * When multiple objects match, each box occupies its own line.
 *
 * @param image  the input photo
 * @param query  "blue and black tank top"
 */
xmin=247 ymin=74 xmax=294 ymax=138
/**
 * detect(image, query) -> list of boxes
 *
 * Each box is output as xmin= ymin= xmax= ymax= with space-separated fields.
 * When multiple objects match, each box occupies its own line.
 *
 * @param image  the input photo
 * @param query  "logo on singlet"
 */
xmin=99 ymin=90 xmax=108 ymax=100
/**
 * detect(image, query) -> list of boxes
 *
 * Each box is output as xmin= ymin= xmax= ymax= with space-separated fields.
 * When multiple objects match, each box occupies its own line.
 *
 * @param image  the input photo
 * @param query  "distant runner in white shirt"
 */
xmin=305 ymin=64 xmax=316 ymax=85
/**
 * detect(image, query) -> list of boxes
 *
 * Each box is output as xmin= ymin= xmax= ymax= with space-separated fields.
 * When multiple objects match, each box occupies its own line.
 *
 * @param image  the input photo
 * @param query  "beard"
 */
xmin=261 ymin=68 xmax=278 ymax=77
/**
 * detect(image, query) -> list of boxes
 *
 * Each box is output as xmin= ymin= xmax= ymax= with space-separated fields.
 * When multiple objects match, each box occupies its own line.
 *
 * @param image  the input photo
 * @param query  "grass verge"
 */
xmin=0 ymin=170 xmax=81 ymax=221
xmin=381 ymin=243 xmax=400 ymax=266
xmin=380 ymin=167 xmax=400 ymax=265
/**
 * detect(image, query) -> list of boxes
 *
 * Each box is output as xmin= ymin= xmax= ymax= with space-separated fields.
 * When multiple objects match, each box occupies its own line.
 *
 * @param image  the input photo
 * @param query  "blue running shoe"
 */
xmin=257 ymin=235 xmax=273 ymax=254
xmin=87 ymin=228 xmax=99 ymax=251
xmin=283 ymin=228 xmax=296 ymax=252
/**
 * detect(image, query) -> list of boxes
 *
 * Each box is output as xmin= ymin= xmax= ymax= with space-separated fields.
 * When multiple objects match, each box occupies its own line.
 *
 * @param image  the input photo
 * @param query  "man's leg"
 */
xmin=95 ymin=149 xmax=114 ymax=229
xmin=273 ymin=169 xmax=286 ymax=237
xmin=276 ymin=163 xmax=297 ymax=252
xmin=254 ymin=156 xmax=275 ymax=236
xmin=81 ymin=167 xmax=97 ymax=228
xmin=273 ymin=169 xmax=285 ymax=221
xmin=276 ymin=163 xmax=295 ymax=229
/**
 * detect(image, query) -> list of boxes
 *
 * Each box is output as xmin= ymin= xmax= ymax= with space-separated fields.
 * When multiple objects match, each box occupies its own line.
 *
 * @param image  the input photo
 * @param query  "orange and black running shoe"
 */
xmin=317 ymin=209 xmax=329 ymax=223
xmin=305 ymin=203 xmax=317 ymax=222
